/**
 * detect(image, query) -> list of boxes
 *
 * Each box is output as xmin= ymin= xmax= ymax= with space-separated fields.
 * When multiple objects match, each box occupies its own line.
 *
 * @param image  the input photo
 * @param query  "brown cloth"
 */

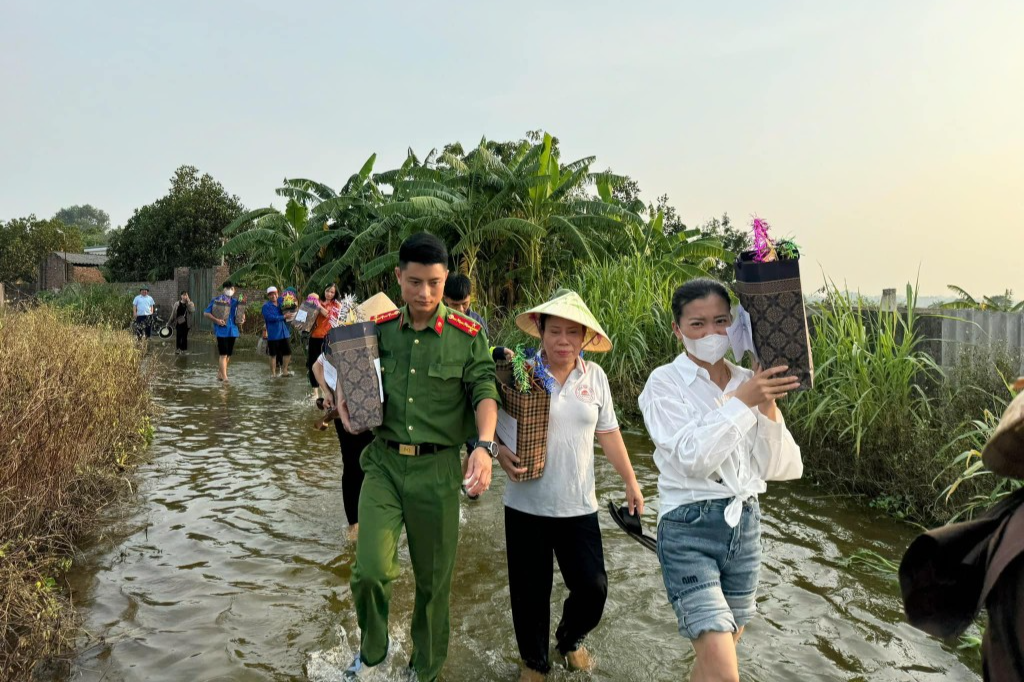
xmin=900 ymin=382 xmax=1024 ymax=681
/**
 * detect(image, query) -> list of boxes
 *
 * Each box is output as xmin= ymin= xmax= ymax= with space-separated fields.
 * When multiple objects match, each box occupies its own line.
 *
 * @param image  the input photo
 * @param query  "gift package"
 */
xmin=732 ymin=216 xmax=814 ymax=390
xmin=324 ymin=321 xmax=384 ymax=433
xmin=210 ymin=295 xmax=232 ymax=326
xmin=495 ymin=348 xmax=554 ymax=481
xmin=233 ymin=293 xmax=246 ymax=327
xmin=292 ymin=294 xmax=321 ymax=333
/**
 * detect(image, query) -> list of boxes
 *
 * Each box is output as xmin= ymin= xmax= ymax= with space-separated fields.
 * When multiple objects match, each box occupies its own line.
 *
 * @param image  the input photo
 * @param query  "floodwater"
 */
xmin=61 ymin=339 xmax=982 ymax=681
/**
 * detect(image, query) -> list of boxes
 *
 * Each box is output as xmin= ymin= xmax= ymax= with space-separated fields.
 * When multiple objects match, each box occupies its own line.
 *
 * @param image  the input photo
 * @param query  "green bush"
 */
xmin=37 ymin=282 xmax=137 ymax=329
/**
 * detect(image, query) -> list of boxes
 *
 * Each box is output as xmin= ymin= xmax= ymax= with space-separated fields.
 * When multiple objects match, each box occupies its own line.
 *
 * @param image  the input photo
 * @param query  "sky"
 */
xmin=2 ymin=0 xmax=1021 ymax=297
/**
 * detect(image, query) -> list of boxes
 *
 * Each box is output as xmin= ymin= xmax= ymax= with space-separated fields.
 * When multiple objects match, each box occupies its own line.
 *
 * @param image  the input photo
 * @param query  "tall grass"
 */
xmin=37 ymin=282 xmax=138 ymax=329
xmin=786 ymin=280 xmax=1022 ymax=523
xmin=786 ymin=282 xmax=943 ymax=487
xmin=0 ymin=306 xmax=153 ymax=680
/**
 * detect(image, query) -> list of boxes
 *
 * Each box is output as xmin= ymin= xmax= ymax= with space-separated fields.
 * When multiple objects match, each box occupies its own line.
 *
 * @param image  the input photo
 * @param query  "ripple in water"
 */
xmin=57 ymin=341 xmax=981 ymax=681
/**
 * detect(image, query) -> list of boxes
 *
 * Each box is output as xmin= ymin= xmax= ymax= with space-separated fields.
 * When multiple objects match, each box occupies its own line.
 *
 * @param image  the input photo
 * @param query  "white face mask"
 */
xmin=682 ymin=333 xmax=730 ymax=364
xmin=224 ymin=288 xmax=235 ymax=297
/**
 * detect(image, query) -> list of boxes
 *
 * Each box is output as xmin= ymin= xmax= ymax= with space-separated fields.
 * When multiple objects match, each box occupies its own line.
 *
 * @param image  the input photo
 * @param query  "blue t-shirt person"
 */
xmin=204 ymin=295 xmax=240 ymax=338
xmin=262 ymin=299 xmax=290 ymax=341
xmin=133 ymin=293 xmax=156 ymax=316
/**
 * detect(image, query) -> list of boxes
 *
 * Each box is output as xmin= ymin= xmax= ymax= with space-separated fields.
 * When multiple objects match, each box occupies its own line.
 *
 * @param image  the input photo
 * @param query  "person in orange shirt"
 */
xmin=307 ymin=283 xmax=343 ymax=401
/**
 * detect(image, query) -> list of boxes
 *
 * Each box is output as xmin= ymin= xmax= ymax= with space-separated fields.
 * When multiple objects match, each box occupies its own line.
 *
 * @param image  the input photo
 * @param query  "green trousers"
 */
xmin=351 ymin=439 xmax=462 ymax=682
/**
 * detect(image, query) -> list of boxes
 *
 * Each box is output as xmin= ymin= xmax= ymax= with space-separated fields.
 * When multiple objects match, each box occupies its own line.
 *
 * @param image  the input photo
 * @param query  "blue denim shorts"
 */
xmin=656 ymin=497 xmax=762 ymax=640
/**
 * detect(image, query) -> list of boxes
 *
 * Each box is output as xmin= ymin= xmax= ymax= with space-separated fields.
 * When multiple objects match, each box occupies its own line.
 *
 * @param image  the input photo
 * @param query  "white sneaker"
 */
xmin=342 ymin=655 xmax=375 ymax=680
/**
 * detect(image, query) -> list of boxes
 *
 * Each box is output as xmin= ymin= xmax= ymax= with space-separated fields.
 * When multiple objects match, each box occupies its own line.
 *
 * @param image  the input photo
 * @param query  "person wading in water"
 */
xmin=639 ymin=278 xmax=803 ymax=682
xmin=338 ymin=232 xmax=500 ymax=682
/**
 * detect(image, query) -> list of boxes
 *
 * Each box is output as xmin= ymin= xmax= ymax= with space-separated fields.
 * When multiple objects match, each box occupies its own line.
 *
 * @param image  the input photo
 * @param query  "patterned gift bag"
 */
xmin=495 ymin=360 xmax=551 ymax=481
xmin=292 ymin=296 xmax=321 ymax=333
xmin=324 ymin=322 xmax=383 ymax=433
xmin=733 ymin=253 xmax=814 ymax=390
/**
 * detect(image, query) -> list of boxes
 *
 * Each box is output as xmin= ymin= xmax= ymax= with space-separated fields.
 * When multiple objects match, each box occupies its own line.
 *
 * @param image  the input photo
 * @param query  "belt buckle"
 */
xmin=398 ymin=443 xmax=418 ymax=456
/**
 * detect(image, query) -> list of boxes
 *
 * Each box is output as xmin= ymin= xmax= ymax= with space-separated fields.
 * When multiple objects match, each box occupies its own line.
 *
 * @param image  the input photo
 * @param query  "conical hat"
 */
xmin=515 ymin=288 xmax=612 ymax=353
xmin=982 ymin=378 xmax=1024 ymax=480
xmin=356 ymin=292 xmax=399 ymax=321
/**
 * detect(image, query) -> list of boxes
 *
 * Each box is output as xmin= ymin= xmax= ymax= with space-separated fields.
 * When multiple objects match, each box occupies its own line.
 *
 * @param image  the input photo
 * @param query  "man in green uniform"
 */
xmin=339 ymin=232 xmax=500 ymax=682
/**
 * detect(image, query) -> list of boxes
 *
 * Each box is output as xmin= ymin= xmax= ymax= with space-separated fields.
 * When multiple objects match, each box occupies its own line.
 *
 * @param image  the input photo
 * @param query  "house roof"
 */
xmin=53 ymin=252 xmax=108 ymax=266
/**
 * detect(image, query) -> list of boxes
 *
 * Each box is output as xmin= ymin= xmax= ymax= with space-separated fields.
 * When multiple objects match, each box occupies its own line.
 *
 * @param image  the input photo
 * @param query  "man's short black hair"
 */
xmin=398 ymin=232 xmax=448 ymax=269
xmin=444 ymin=274 xmax=472 ymax=301
xmin=222 ymin=281 xmax=234 ymax=289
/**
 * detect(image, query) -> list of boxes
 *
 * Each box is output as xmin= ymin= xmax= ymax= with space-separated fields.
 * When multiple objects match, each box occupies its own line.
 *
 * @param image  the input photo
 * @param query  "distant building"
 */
xmin=38 ymin=252 xmax=108 ymax=291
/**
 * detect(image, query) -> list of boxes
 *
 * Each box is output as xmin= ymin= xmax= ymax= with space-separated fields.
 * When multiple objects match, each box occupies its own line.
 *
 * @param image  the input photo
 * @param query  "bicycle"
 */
xmin=132 ymin=306 xmax=169 ymax=341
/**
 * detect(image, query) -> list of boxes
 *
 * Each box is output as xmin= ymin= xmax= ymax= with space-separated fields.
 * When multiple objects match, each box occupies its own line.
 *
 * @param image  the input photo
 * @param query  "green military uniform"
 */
xmin=352 ymin=302 xmax=499 ymax=682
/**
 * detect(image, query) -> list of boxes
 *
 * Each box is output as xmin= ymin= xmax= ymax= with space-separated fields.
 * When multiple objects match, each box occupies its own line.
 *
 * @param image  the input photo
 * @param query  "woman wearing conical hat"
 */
xmin=496 ymin=288 xmax=644 ymax=682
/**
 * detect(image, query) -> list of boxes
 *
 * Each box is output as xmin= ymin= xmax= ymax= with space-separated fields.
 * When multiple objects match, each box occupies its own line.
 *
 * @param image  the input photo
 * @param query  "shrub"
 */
xmin=37 ymin=282 xmax=138 ymax=329
xmin=0 ymin=306 xmax=153 ymax=679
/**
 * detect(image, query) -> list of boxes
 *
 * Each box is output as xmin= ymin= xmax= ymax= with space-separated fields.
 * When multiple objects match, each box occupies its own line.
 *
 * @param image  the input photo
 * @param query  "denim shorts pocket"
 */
xmin=664 ymin=503 xmax=704 ymax=527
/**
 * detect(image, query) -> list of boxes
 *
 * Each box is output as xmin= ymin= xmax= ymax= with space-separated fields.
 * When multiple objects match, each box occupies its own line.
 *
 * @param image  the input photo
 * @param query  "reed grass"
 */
xmin=0 ymin=306 xmax=153 ymax=680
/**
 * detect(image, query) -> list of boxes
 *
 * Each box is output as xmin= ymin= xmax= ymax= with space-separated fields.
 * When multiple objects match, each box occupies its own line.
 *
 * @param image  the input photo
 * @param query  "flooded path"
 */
xmin=63 ymin=340 xmax=981 ymax=681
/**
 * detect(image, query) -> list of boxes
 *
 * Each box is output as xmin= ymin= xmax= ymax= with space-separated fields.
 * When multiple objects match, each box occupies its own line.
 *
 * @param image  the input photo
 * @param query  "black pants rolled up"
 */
xmin=176 ymin=323 xmax=189 ymax=351
xmin=307 ymin=336 xmax=325 ymax=388
xmin=504 ymin=506 xmax=608 ymax=674
xmin=332 ymin=419 xmax=372 ymax=525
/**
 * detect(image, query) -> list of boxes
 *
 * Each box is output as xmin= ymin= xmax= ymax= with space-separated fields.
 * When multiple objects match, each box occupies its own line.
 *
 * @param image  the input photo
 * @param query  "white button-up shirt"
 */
xmin=639 ymin=353 xmax=803 ymax=527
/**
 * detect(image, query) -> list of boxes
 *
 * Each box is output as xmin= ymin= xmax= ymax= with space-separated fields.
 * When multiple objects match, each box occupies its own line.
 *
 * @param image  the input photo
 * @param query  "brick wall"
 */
xmin=71 ymin=265 xmax=106 ymax=285
xmin=121 ymin=279 xmax=178 ymax=317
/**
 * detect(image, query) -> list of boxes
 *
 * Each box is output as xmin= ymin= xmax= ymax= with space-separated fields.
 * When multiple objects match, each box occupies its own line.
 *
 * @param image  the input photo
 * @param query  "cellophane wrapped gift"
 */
xmin=495 ymin=358 xmax=551 ymax=481
xmin=324 ymin=321 xmax=383 ymax=433
xmin=211 ymin=295 xmax=232 ymax=326
xmin=233 ymin=294 xmax=246 ymax=326
xmin=732 ymin=220 xmax=814 ymax=390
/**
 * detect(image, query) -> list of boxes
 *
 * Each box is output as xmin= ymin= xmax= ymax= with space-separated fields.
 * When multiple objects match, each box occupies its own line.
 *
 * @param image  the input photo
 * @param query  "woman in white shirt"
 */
xmin=638 ymin=278 xmax=803 ymax=682
xmin=496 ymin=289 xmax=644 ymax=682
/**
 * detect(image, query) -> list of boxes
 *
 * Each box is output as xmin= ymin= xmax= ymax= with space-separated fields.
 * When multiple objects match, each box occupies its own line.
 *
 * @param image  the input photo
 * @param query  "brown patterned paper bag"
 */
xmin=325 ymin=321 xmax=383 ymax=433
xmin=495 ymin=360 xmax=551 ymax=481
xmin=292 ymin=299 xmax=320 ymax=333
xmin=733 ymin=253 xmax=814 ymax=390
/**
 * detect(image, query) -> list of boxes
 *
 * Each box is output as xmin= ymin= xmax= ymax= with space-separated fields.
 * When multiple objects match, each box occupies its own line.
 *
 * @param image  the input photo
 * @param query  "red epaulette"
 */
xmin=447 ymin=312 xmax=481 ymax=337
xmin=372 ymin=309 xmax=401 ymax=324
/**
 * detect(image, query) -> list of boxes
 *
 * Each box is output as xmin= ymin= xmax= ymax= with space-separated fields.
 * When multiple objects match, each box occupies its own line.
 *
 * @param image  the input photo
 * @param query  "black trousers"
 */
xmin=332 ymin=420 xmax=372 ymax=524
xmin=307 ymin=336 xmax=325 ymax=388
xmin=505 ymin=506 xmax=608 ymax=674
xmin=175 ymin=323 xmax=189 ymax=351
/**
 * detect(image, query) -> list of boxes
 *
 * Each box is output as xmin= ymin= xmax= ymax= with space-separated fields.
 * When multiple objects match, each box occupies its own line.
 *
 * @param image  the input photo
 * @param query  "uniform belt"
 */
xmin=384 ymin=440 xmax=447 ymax=456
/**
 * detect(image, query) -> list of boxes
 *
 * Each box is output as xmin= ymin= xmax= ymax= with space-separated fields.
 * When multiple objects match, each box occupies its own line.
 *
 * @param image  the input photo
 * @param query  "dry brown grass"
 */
xmin=0 ymin=306 xmax=153 ymax=680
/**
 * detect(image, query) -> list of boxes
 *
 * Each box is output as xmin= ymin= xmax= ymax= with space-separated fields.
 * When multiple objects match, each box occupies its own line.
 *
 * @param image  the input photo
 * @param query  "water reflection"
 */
xmin=62 ymin=340 xmax=981 ymax=681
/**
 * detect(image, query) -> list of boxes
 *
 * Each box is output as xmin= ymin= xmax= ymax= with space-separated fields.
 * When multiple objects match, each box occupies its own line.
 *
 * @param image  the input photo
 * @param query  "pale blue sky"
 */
xmin=2 ymin=1 xmax=1021 ymax=296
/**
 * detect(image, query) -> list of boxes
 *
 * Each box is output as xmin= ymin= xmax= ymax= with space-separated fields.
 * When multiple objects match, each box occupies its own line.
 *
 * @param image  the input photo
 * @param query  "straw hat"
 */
xmin=982 ymin=378 xmax=1024 ymax=480
xmin=515 ymin=288 xmax=612 ymax=353
xmin=356 ymin=292 xmax=399 ymax=320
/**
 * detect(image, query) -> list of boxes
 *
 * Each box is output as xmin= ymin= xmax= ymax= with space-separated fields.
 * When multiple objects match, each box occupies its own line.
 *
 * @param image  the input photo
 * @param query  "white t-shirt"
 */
xmin=315 ymin=353 xmax=337 ymax=391
xmin=133 ymin=295 xmax=155 ymax=316
xmin=503 ymin=358 xmax=619 ymax=518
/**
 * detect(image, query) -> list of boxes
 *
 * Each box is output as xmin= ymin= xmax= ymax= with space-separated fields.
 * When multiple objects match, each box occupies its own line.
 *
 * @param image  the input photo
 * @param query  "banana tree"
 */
xmin=220 ymin=198 xmax=313 ymax=291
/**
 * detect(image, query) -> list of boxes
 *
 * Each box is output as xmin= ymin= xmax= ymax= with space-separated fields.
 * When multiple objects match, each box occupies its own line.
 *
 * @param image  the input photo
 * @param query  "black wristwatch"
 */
xmin=475 ymin=440 xmax=499 ymax=458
